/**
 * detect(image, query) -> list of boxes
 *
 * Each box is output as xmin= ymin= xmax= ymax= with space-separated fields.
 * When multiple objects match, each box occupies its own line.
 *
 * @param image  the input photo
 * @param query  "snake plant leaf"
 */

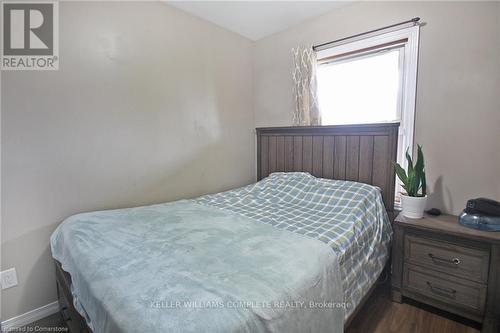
xmin=405 ymin=148 xmax=414 ymax=173
xmin=406 ymin=167 xmax=417 ymax=196
xmin=421 ymin=170 xmax=427 ymax=196
xmin=393 ymin=162 xmax=408 ymax=185
xmin=416 ymin=145 xmax=426 ymax=196
xmin=415 ymin=145 xmax=424 ymax=175
xmin=394 ymin=145 xmax=426 ymax=197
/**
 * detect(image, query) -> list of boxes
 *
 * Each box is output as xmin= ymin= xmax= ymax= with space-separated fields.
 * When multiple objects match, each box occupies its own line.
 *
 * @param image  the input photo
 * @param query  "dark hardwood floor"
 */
xmin=19 ymin=312 xmax=67 ymax=332
xmin=347 ymin=282 xmax=481 ymax=333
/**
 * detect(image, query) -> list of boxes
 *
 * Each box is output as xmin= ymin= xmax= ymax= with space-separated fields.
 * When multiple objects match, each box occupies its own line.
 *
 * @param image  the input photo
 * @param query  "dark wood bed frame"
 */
xmin=257 ymin=122 xmax=399 ymax=212
xmin=55 ymin=122 xmax=400 ymax=332
xmin=256 ymin=122 xmax=399 ymax=328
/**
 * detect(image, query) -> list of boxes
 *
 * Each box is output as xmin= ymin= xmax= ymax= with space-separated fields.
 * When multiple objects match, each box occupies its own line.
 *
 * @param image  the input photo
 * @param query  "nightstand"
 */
xmin=391 ymin=213 xmax=500 ymax=333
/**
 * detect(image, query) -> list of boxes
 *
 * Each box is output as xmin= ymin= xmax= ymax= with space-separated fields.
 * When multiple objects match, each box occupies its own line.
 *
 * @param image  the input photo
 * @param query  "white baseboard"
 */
xmin=1 ymin=301 xmax=59 ymax=331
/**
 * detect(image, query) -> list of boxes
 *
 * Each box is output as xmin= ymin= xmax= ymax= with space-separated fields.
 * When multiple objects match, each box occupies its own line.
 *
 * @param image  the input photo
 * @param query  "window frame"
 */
xmin=315 ymin=26 xmax=420 ymax=207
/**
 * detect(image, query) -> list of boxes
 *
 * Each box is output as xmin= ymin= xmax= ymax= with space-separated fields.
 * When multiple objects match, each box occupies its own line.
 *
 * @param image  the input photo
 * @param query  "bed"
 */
xmin=51 ymin=123 xmax=399 ymax=333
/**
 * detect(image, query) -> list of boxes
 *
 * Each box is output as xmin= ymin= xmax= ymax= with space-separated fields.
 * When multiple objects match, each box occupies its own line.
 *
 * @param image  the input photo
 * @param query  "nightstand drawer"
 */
xmin=403 ymin=264 xmax=487 ymax=314
xmin=404 ymin=234 xmax=489 ymax=283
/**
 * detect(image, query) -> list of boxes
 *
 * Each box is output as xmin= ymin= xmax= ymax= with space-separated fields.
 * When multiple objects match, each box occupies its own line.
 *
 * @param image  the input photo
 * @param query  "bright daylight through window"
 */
xmin=317 ymin=49 xmax=401 ymax=125
xmin=315 ymin=25 xmax=420 ymax=206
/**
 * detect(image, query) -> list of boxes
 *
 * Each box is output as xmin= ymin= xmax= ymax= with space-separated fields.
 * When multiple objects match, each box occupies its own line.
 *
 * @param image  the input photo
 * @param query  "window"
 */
xmin=317 ymin=49 xmax=402 ymax=125
xmin=315 ymin=26 xmax=420 ymax=206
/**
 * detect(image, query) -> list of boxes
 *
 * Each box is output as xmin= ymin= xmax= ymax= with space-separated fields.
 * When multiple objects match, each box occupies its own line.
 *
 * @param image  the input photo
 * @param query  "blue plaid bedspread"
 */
xmin=195 ymin=172 xmax=392 ymax=318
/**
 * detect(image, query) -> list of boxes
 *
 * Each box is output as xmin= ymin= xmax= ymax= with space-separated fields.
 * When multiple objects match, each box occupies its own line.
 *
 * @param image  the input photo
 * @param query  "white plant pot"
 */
xmin=401 ymin=195 xmax=428 ymax=219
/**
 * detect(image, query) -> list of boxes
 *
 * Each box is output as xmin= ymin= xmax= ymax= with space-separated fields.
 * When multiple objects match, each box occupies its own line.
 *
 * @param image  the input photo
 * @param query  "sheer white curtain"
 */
xmin=292 ymin=45 xmax=321 ymax=126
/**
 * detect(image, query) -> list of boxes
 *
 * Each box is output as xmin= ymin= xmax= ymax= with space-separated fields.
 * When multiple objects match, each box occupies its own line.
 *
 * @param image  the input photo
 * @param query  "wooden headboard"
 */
xmin=256 ymin=123 xmax=399 ymax=211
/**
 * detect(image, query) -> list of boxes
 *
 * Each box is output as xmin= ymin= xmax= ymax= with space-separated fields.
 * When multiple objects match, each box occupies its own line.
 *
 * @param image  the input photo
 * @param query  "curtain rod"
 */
xmin=312 ymin=17 xmax=420 ymax=51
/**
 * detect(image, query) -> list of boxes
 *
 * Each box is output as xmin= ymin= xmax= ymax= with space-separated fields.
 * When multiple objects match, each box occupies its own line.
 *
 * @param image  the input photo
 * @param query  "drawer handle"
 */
xmin=428 ymin=253 xmax=461 ymax=265
xmin=61 ymin=306 xmax=72 ymax=322
xmin=426 ymin=281 xmax=457 ymax=298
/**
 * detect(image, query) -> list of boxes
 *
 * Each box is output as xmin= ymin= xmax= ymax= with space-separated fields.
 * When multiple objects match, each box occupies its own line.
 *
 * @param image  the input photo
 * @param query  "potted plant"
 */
xmin=394 ymin=145 xmax=427 ymax=218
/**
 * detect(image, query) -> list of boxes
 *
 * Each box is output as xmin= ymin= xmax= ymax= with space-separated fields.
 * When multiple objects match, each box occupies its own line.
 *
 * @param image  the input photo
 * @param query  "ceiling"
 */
xmin=167 ymin=1 xmax=352 ymax=41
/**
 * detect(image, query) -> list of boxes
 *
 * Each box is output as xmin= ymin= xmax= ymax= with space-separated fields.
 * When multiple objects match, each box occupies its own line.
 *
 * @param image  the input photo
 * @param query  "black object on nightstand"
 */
xmin=426 ymin=208 xmax=442 ymax=216
xmin=391 ymin=213 xmax=500 ymax=333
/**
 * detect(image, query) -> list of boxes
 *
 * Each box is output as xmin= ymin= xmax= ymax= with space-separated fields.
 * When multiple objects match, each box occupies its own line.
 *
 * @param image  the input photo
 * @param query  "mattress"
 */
xmin=51 ymin=200 xmax=344 ymax=333
xmin=195 ymin=172 xmax=392 ymax=318
xmin=51 ymin=172 xmax=391 ymax=332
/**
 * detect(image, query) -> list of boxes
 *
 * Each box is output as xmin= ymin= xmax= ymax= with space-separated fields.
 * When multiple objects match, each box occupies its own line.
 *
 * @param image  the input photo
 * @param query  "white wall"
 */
xmin=254 ymin=1 xmax=500 ymax=214
xmin=1 ymin=1 xmax=254 ymax=320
